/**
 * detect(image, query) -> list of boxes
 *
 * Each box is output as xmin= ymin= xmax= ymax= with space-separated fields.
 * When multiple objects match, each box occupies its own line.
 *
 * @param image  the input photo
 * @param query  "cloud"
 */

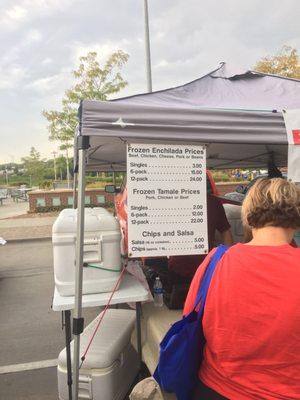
xmin=25 ymin=69 xmax=71 ymax=94
xmin=24 ymin=29 xmax=42 ymax=45
xmin=0 ymin=64 xmax=26 ymax=89
xmin=26 ymin=38 xmax=133 ymax=97
xmin=0 ymin=0 xmax=78 ymax=31
xmin=41 ymin=57 xmax=53 ymax=65
xmin=0 ymin=28 xmax=43 ymax=90
xmin=0 ymin=0 xmax=299 ymax=163
xmin=154 ymin=59 xmax=170 ymax=69
xmin=69 ymin=39 xmax=131 ymax=64
xmin=2 ymin=5 xmax=28 ymax=30
xmin=6 ymin=5 xmax=27 ymax=21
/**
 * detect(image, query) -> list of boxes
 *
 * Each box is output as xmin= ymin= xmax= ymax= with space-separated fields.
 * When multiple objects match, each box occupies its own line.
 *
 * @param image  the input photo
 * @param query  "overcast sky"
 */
xmin=0 ymin=0 xmax=299 ymax=163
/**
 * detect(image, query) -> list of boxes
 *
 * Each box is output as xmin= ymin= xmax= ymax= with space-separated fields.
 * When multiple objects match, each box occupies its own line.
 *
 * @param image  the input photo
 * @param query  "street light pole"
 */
xmin=52 ymin=151 xmax=57 ymax=181
xmin=144 ymin=0 xmax=153 ymax=93
xmin=5 ymin=169 xmax=8 ymax=186
xmin=65 ymin=148 xmax=71 ymax=189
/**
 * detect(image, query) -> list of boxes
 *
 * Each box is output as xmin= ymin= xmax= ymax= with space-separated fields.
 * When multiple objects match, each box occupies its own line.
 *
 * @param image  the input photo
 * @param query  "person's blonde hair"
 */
xmin=242 ymin=178 xmax=300 ymax=229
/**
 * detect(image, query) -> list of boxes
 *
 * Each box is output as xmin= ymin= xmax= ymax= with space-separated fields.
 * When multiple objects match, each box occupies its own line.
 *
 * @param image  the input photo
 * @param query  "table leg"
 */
xmin=64 ymin=310 xmax=73 ymax=400
xmin=136 ymin=302 xmax=142 ymax=368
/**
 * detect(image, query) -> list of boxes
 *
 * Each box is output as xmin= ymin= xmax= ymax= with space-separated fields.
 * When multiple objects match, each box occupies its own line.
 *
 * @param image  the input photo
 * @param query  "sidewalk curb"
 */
xmin=5 ymin=236 xmax=52 ymax=244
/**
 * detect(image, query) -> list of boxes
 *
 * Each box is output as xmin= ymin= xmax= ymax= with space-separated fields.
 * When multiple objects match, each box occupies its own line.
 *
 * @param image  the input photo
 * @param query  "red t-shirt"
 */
xmin=168 ymin=195 xmax=231 ymax=278
xmin=184 ymin=243 xmax=300 ymax=399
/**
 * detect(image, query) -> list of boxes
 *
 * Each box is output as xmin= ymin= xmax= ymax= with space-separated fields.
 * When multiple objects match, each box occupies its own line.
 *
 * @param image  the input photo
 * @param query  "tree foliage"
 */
xmin=21 ymin=147 xmax=46 ymax=181
xmin=254 ymin=46 xmax=300 ymax=79
xmin=43 ymin=51 xmax=129 ymax=147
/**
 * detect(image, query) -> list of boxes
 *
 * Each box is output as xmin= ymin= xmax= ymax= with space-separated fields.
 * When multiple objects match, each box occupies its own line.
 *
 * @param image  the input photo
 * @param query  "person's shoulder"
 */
xmin=287 ymin=245 xmax=300 ymax=253
xmin=226 ymin=243 xmax=300 ymax=255
xmin=222 ymin=243 xmax=255 ymax=258
xmin=225 ymin=243 xmax=242 ymax=253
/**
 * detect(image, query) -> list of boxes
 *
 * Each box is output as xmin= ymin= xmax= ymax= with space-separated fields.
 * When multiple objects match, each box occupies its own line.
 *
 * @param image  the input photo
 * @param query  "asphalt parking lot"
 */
xmin=0 ymin=239 xmax=99 ymax=399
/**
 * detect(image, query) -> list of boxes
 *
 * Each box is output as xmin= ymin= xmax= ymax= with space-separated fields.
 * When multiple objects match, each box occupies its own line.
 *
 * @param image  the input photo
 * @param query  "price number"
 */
xmin=191 ymin=218 xmax=203 ymax=223
xmin=194 ymin=237 xmax=205 ymax=250
xmin=194 ymin=237 xmax=205 ymax=243
xmin=193 ymin=205 xmax=203 ymax=210
xmin=194 ymin=244 xmax=205 ymax=249
xmin=190 ymin=176 xmax=202 ymax=182
xmin=192 ymin=211 xmax=203 ymax=216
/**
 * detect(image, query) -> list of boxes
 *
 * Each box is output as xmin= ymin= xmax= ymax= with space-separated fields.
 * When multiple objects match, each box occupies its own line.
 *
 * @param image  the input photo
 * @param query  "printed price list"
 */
xmin=127 ymin=143 xmax=208 ymax=257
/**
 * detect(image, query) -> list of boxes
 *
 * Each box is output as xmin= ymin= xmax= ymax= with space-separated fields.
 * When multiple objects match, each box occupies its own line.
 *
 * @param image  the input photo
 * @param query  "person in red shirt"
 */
xmin=184 ymin=178 xmax=300 ymax=399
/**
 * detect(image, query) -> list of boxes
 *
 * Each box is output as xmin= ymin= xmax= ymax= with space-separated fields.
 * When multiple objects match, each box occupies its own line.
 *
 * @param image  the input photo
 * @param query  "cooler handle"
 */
xmin=83 ymin=238 xmax=102 ymax=263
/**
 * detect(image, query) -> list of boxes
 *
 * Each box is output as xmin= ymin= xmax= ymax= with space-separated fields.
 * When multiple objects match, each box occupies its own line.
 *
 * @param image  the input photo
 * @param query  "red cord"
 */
xmin=79 ymin=266 xmax=127 ymax=368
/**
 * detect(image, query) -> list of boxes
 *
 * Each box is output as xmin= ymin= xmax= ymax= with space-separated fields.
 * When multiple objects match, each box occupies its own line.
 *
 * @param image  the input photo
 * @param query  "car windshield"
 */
xmin=245 ymin=173 xmax=287 ymax=193
xmin=246 ymin=176 xmax=266 ymax=192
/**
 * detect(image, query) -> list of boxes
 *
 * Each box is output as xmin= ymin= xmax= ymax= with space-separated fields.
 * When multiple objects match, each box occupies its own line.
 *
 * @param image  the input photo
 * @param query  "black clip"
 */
xmin=73 ymin=317 xmax=84 ymax=335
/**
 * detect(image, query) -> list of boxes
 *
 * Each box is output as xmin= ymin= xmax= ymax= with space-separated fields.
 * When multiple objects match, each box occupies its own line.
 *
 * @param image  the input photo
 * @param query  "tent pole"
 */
xmin=144 ymin=0 xmax=152 ymax=92
xmin=72 ymin=138 xmax=89 ymax=400
xmin=73 ymin=172 xmax=78 ymax=208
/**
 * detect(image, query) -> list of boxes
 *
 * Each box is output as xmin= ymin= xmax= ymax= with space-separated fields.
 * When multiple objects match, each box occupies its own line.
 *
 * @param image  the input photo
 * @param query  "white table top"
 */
xmin=52 ymin=273 xmax=150 ymax=311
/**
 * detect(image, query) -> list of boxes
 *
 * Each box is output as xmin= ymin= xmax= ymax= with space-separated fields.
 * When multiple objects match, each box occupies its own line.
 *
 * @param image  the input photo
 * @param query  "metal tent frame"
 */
xmin=69 ymin=65 xmax=300 ymax=399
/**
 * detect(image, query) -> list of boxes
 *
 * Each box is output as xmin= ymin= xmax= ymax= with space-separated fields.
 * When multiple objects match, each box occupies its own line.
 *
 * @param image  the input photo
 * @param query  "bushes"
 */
xmin=211 ymin=171 xmax=230 ymax=182
xmin=39 ymin=180 xmax=53 ymax=189
xmin=211 ymin=170 xmax=249 ymax=183
xmin=34 ymin=202 xmax=114 ymax=213
xmin=34 ymin=205 xmax=72 ymax=213
xmin=86 ymin=177 xmax=123 ymax=188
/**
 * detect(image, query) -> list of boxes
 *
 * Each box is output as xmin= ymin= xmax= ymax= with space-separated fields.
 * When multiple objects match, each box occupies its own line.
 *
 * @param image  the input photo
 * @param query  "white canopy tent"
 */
xmin=71 ymin=63 xmax=300 ymax=399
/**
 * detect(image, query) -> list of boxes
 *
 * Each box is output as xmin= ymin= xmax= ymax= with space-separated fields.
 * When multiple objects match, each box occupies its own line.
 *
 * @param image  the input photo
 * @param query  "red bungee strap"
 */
xmin=79 ymin=266 xmax=127 ymax=368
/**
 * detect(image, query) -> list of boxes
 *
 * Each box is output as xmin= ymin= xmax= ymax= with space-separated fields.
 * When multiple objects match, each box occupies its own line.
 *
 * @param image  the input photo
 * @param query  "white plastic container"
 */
xmin=52 ymin=208 xmax=122 ymax=296
xmin=223 ymin=204 xmax=244 ymax=243
xmin=57 ymin=309 xmax=139 ymax=400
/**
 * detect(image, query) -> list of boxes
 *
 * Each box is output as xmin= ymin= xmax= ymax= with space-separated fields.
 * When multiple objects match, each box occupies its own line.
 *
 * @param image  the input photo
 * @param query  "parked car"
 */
xmin=224 ymin=173 xmax=287 ymax=204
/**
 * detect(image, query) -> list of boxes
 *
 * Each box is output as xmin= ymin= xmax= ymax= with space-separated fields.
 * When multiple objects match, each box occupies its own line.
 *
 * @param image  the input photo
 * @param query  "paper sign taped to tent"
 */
xmin=292 ymin=130 xmax=300 ymax=144
xmin=283 ymin=109 xmax=300 ymax=145
xmin=287 ymin=145 xmax=300 ymax=184
xmin=127 ymin=143 xmax=208 ymax=258
xmin=283 ymin=109 xmax=300 ymax=183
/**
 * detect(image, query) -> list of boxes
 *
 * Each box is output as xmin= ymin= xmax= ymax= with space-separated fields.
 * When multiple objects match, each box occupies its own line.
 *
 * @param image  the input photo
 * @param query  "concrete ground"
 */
xmin=0 ymin=239 xmax=99 ymax=399
xmin=0 ymin=198 xmax=29 ymax=220
xmin=0 ymin=215 xmax=55 ymax=241
xmin=0 ymin=198 xmax=55 ymax=241
xmin=0 ymin=202 xmax=145 ymax=399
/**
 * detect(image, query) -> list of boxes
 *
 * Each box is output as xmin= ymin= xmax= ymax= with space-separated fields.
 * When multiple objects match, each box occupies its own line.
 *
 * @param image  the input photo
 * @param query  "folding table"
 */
xmin=52 ymin=273 xmax=150 ymax=400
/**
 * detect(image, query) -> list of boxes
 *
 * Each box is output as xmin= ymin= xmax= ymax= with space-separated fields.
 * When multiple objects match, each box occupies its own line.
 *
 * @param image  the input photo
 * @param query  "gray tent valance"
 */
xmin=76 ymin=63 xmax=300 ymax=171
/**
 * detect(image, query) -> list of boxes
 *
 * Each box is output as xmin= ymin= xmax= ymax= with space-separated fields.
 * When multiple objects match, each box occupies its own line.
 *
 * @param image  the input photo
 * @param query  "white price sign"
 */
xmin=127 ymin=143 xmax=208 ymax=258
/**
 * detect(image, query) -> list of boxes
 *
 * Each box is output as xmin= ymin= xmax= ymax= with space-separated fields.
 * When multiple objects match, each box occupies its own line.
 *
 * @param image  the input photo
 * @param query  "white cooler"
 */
xmin=52 ymin=208 xmax=122 ymax=296
xmin=58 ymin=309 xmax=139 ymax=400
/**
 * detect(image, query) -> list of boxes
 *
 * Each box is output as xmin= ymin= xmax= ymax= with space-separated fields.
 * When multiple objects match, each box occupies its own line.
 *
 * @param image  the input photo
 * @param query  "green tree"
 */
xmin=21 ymin=147 xmax=46 ymax=183
xmin=43 ymin=50 xmax=129 ymax=185
xmin=43 ymin=50 xmax=129 ymax=145
xmin=56 ymin=154 xmax=69 ymax=180
xmin=254 ymin=46 xmax=300 ymax=79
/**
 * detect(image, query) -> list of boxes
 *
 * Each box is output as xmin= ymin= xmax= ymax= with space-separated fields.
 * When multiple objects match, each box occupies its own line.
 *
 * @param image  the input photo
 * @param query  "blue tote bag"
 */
xmin=153 ymin=245 xmax=229 ymax=400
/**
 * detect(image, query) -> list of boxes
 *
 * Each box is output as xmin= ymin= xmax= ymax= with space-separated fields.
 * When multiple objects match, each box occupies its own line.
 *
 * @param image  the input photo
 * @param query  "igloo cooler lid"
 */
xmin=58 ymin=309 xmax=136 ymax=369
xmin=52 ymin=208 xmax=120 ymax=234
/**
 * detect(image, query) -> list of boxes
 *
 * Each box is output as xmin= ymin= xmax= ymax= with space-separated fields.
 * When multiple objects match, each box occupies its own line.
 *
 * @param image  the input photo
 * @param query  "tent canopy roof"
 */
xmin=112 ymin=62 xmax=300 ymax=110
xmin=77 ymin=63 xmax=300 ymax=171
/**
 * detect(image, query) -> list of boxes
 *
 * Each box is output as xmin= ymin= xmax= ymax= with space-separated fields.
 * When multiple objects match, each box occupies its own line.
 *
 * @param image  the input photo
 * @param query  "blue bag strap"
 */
xmin=194 ymin=244 xmax=229 ymax=315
